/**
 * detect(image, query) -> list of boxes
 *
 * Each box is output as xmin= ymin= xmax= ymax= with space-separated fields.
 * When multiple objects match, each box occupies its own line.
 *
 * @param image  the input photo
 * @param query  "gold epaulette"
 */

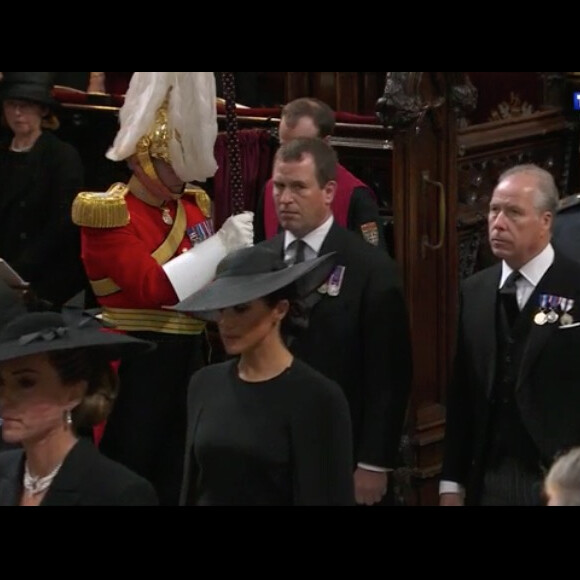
xmin=183 ymin=185 xmax=212 ymax=218
xmin=558 ymin=193 xmax=580 ymax=213
xmin=72 ymin=182 xmax=130 ymax=228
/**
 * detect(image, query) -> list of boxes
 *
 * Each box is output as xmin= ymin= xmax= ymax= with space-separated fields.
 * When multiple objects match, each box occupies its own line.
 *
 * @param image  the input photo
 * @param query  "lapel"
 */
xmin=302 ymin=223 xmax=347 ymax=311
xmin=517 ymin=253 xmax=577 ymax=391
xmin=267 ymin=224 xmax=346 ymax=312
xmin=40 ymin=439 xmax=91 ymax=506
xmin=0 ymin=450 xmax=24 ymax=506
xmin=0 ymin=133 xmax=47 ymax=213
xmin=471 ymin=265 xmax=501 ymax=397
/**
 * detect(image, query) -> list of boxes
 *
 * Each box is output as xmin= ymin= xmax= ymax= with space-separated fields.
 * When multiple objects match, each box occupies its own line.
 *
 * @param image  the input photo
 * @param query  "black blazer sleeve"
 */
xmin=347 ymin=187 xmax=387 ymax=252
xmin=358 ymin=259 xmax=412 ymax=467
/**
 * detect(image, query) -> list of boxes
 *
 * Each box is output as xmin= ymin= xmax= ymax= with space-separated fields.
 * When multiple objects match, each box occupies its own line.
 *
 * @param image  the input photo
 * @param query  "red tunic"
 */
xmin=81 ymin=191 xmax=206 ymax=316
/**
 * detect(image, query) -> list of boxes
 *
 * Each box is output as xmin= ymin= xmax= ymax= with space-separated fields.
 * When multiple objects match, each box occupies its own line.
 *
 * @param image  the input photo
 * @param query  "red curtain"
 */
xmin=213 ymin=128 xmax=275 ymax=229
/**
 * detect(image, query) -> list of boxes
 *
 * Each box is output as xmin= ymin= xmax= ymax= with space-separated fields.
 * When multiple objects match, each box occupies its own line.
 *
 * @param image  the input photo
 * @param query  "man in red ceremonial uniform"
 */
xmin=72 ymin=72 xmax=253 ymax=505
xmin=254 ymin=97 xmax=387 ymax=251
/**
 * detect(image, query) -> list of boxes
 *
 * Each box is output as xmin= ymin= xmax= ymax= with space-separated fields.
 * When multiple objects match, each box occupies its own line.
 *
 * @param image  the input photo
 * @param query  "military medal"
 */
xmin=327 ymin=265 xmax=346 ymax=297
xmin=161 ymin=207 xmax=173 ymax=226
xmin=187 ymin=219 xmax=215 ymax=246
xmin=534 ymin=311 xmax=547 ymax=326
xmin=560 ymin=297 xmax=575 ymax=327
xmin=535 ymin=294 xmax=549 ymax=326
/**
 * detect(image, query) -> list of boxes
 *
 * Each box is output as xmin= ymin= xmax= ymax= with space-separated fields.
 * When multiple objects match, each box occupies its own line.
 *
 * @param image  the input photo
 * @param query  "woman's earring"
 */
xmin=64 ymin=409 xmax=73 ymax=427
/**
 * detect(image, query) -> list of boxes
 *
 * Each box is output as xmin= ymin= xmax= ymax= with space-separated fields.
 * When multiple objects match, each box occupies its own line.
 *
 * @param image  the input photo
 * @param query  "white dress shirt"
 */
xmin=283 ymin=215 xmax=333 ymax=262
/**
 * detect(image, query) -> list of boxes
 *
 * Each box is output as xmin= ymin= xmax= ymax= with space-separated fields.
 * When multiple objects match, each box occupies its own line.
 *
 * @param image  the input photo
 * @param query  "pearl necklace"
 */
xmin=10 ymin=143 xmax=33 ymax=153
xmin=23 ymin=462 xmax=63 ymax=496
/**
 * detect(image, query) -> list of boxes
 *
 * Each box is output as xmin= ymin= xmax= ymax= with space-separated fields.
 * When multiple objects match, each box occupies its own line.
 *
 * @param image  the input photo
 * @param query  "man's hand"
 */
xmin=354 ymin=467 xmax=388 ymax=506
xmin=440 ymin=492 xmax=464 ymax=506
xmin=217 ymin=211 xmax=254 ymax=253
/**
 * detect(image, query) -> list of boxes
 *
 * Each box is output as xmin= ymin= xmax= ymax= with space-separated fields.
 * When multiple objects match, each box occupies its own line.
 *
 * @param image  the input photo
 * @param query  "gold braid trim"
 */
xmin=72 ymin=183 xmax=130 ymax=228
xmin=89 ymin=200 xmax=187 ymax=298
xmin=183 ymin=186 xmax=212 ymax=218
xmin=102 ymin=307 xmax=205 ymax=335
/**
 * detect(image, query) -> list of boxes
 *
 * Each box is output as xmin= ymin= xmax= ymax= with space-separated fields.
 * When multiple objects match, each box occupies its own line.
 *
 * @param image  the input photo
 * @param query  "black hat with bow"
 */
xmin=0 ymin=304 xmax=155 ymax=364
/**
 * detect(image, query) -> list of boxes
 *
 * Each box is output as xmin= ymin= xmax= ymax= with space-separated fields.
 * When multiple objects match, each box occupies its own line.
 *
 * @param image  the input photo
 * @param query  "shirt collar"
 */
xmin=499 ymin=243 xmax=554 ymax=289
xmin=284 ymin=215 xmax=334 ymax=254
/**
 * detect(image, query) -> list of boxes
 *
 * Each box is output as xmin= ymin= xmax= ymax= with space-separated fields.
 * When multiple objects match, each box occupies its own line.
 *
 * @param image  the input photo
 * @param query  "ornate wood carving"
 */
xmin=375 ymin=72 xmax=445 ymax=132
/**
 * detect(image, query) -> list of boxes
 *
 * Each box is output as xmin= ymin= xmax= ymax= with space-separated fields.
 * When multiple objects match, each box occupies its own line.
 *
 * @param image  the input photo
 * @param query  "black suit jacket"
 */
xmin=0 ymin=438 xmax=158 ymax=506
xmin=262 ymin=223 xmax=412 ymax=468
xmin=442 ymin=249 xmax=580 ymax=503
xmin=0 ymin=131 xmax=86 ymax=307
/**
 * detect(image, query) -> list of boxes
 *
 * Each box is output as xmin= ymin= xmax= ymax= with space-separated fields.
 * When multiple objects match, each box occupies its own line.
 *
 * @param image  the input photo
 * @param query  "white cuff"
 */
xmin=162 ymin=235 xmax=226 ymax=301
xmin=439 ymin=480 xmax=465 ymax=496
xmin=357 ymin=463 xmax=390 ymax=473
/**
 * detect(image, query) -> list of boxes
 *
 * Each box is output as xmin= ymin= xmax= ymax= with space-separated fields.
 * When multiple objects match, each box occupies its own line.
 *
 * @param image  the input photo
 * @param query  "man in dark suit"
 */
xmin=254 ymin=97 xmax=387 ymax=252
xmin=441 ymin=163 xmax=580 ymax=506
xmin=261 ymin=137 xmax=412 ymax=505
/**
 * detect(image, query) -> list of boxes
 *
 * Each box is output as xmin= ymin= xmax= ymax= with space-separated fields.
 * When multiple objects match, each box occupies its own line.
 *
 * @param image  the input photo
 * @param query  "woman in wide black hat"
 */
xmin=0 ymin=287 xmax=159 ymax=506
xmin=0 ymin=72 xmax=86 ymax=309
xmin=173 ymin=244 xmax=355 ymax=506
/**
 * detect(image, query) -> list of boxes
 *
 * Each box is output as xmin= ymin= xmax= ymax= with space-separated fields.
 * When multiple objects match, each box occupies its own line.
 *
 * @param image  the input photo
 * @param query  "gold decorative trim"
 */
xmin=89 ymin=199 xmax=187 ymax=298
xmin=184 ymin=186 xmax=212 ymax=218
xmin=102 ymin=307 xmax=205 ymax=335
xmin=90 ymin=278 xmax=120 ymax=297
xmin=151 ymin=200 xmax=186 ymax=264
xmin=72 ymin=183 xmax=130 ymax=228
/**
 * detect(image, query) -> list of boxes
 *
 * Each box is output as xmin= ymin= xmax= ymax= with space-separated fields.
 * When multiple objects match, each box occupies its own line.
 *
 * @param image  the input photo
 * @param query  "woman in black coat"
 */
xmin=0 ymin=285 xmax=158 ymax=506
xmin=0 ymin=72 xmax=85 ymax=308
xmin=174 ymin=245 xmax=355 ymax=506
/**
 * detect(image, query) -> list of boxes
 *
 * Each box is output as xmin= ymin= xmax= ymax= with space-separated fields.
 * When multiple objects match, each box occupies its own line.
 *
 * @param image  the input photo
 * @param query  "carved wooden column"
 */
xmin=377 ymin=72 xmax=476 ymax=505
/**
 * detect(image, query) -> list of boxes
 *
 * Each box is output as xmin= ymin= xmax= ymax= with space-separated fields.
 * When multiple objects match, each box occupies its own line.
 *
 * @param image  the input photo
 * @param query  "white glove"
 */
xmin=162 ymin=211 xmax=254 ymax=302
xmin=216 ymin=211 xmax=254 ymax=253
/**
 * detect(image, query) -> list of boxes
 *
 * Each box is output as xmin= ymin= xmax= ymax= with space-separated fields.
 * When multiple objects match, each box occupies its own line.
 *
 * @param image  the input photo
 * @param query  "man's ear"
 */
xmin=323 ymin=180 xmax=337 ymax=205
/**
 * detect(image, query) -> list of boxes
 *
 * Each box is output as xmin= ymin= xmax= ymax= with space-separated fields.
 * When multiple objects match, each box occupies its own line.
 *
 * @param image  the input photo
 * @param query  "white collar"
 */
xmin=499 ymin=243 xmax=554 ymax=288
xmin=283 ymin=215 xmax=334 ymax=254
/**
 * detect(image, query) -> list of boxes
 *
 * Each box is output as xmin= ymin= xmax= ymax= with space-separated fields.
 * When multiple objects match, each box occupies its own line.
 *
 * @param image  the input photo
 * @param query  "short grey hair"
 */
xmin=545 ymin=447 xmax=580 ymax=506
xmin=498 ymin=164 xmax=559 ymax=217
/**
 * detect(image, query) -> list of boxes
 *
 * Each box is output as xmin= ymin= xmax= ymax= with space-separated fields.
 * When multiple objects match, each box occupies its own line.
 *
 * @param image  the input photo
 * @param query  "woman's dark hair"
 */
xmin=48 ymin=347 xmax=118 ymax=430
xmin=263 ymin=284 xmax=309 ymax=337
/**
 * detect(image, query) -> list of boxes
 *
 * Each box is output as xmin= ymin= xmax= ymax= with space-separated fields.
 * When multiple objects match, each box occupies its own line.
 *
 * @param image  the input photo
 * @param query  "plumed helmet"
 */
xmin=106 ymin=72 xmax=218 ymax=183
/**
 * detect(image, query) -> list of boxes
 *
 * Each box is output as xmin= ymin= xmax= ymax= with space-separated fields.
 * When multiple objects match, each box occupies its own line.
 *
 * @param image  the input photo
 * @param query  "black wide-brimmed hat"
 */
xmin=0 ymin=72 xmax=58 ymax=109
xmin=0 ymin=307 xmax=155 ymax=364
xmin=0 ymin=281 xmax=27 ymax=330
xmin=171 ymin=245 xmax=337 ymax=320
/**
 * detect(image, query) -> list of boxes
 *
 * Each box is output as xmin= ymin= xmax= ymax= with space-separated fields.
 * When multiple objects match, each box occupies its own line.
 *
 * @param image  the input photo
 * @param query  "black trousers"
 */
xmin=479 ymin=456 xmax=544 ymax=506
xmin=100 ymin=332 xmax=204 ymax=506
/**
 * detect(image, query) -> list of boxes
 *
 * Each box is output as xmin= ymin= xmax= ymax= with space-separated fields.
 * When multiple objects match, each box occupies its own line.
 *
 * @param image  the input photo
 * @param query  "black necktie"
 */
xmin=293 ymin=240 xmax=307 ymax=264
xmin=500 ymin=270 xmax=522 ymax=329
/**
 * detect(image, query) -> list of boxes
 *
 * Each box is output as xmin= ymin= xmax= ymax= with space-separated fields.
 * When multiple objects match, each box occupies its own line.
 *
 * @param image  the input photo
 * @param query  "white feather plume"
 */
xmin=106 ymin=72 xmax=218 ymax=182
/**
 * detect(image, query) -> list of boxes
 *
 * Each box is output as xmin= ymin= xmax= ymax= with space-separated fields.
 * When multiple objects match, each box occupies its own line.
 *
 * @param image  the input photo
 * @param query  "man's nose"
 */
xmin=278 ymin=188 xmax=293 ymax=204
xmin=491 ymin=211 xmax=506 ymax=229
